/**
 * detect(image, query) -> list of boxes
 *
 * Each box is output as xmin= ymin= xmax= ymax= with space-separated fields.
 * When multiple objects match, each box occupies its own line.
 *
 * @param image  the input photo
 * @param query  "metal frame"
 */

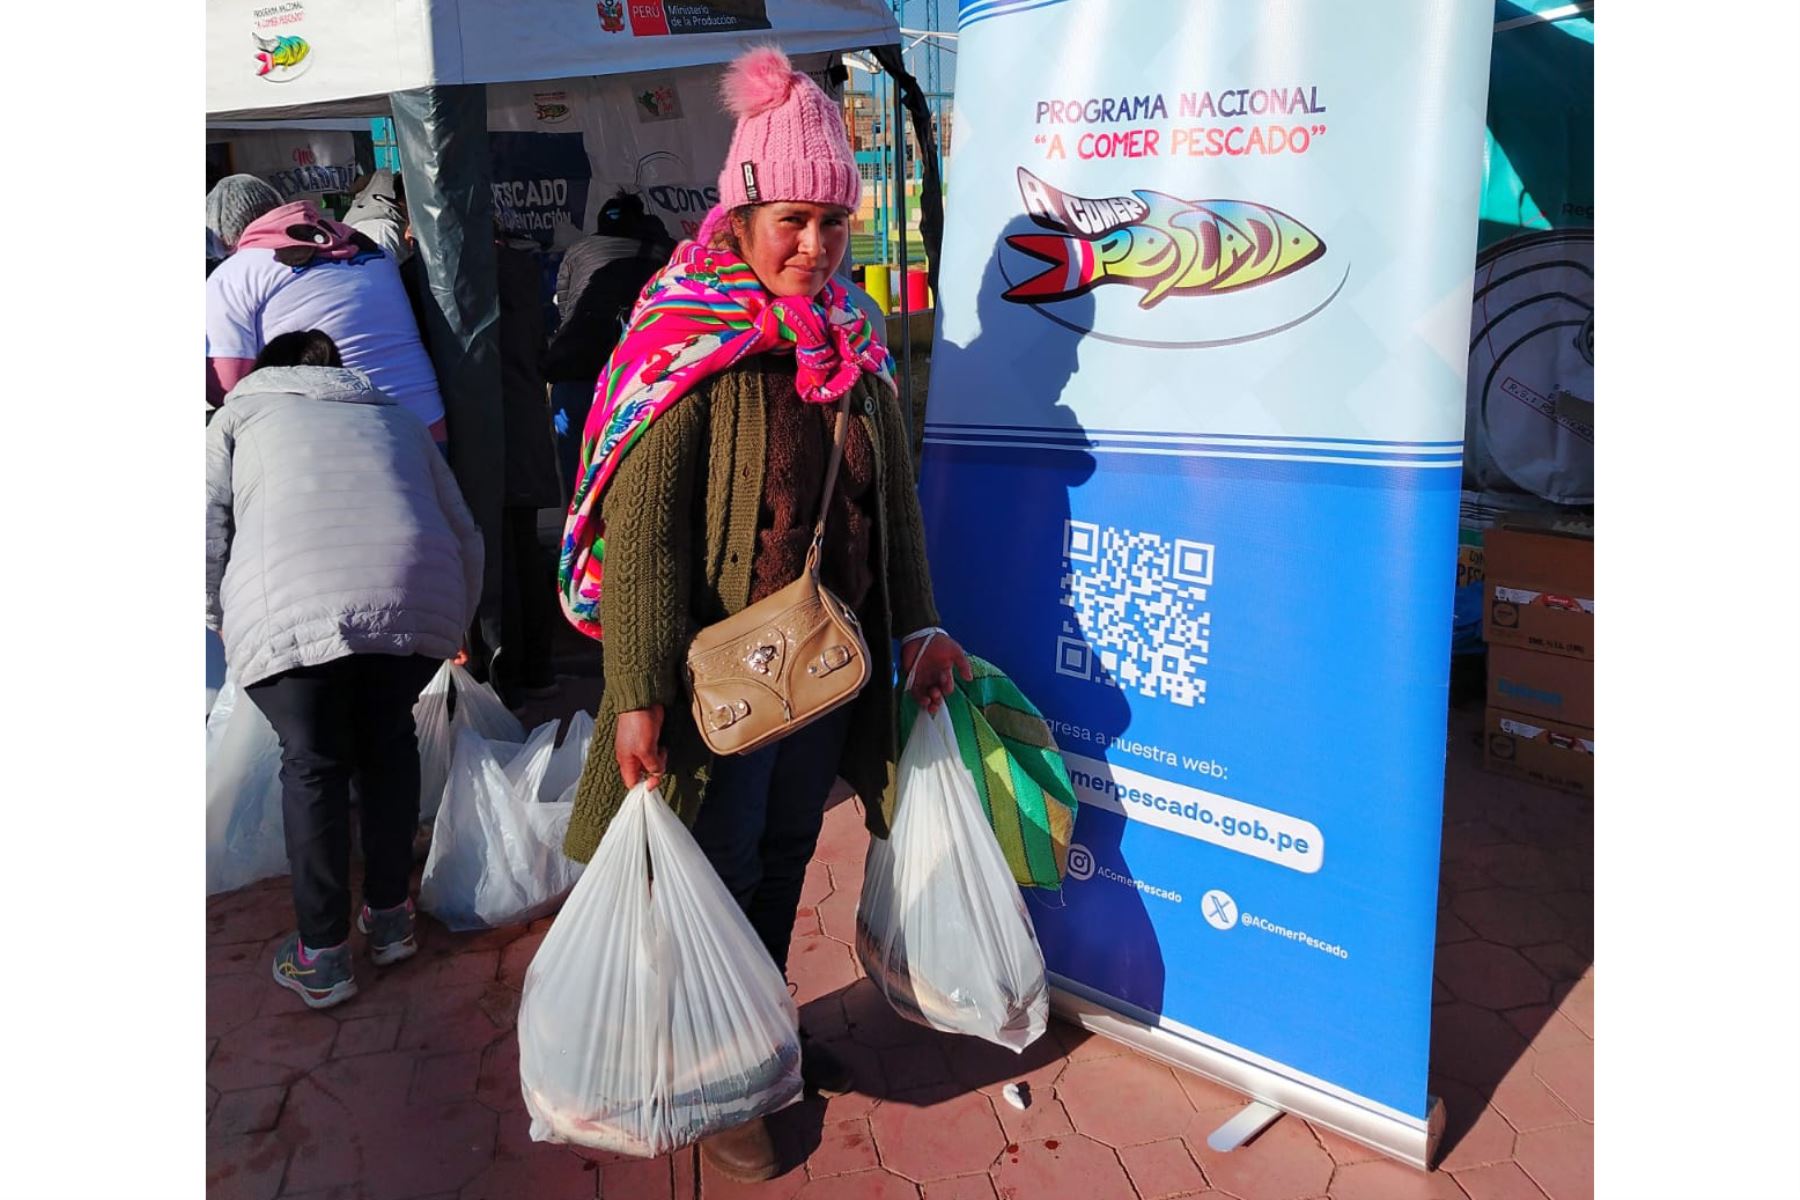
xmin=893 ymin=59 xmax=913 ymax=443
xmin=1494 ymin=0 xmax=1593 ymax=34
xmin=1050 ymin=978 xmax=1446 ymax=1171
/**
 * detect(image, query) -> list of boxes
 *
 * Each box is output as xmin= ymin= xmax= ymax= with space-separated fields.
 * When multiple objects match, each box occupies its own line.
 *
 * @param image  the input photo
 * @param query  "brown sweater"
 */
xmin=561 ymin=356 xmax=940 ymax=863
xmin=749 ymin=369 xmax=877 ymax=609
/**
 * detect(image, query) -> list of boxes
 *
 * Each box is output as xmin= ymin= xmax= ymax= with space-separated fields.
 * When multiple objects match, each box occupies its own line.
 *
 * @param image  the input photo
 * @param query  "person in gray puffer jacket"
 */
xmin=206 ymin=329 xmax=483 ymax=1011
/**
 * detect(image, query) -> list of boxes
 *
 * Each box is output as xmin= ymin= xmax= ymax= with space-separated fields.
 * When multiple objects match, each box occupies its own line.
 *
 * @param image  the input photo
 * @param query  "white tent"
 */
xmin=209 ymin=56 xmax=852 ymax=247
xmin=205 ymin=0 xmax=922 ymax=673
xmin=208 ymin=0 xmax=900 ymax=120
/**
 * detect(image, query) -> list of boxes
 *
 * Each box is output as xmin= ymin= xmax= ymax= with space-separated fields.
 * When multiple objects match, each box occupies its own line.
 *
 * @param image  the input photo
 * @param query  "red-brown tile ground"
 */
xmin=207 ymin=700 xmax=1592 ymax=1199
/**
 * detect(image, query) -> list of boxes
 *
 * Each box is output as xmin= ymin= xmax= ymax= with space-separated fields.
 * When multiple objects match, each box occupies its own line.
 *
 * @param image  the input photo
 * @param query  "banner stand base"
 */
xmin=1048 ymin=980 xmax=1447 ymax=1172
xmin=1206 ymin=1100 xmax=1284 ymax=1152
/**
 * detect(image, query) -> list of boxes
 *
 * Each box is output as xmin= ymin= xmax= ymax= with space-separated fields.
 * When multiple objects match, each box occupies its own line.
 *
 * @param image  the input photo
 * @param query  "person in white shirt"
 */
xmin=205 ymin=196 xmax=448 ymax=442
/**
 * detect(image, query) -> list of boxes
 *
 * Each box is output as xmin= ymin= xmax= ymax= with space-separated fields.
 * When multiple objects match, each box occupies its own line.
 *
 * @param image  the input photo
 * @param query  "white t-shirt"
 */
xmin=205 ymin=248 xmax=445 ymax=428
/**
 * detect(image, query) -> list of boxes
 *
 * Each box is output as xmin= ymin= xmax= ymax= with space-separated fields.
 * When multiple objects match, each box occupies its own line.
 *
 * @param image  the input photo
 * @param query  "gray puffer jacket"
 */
xmin=206 ymin=366 xmax=484 ymax=686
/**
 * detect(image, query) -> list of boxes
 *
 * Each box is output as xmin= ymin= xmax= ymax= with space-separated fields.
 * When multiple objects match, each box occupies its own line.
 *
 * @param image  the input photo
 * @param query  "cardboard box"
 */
xmin=1487 ymin=644 xmax=1593 ymax=729
xmin=1483 ymin=518 xmax=1593 ymax=660
xmin=1484 ymin=706 xmax=1593 ymax=798
xmin=1456 ymin=526 xmax=1485 ymax=592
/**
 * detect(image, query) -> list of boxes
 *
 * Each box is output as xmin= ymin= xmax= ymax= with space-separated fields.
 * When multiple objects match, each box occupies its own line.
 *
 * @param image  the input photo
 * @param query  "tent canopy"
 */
xmin=209 ymin=0 xmax=900 ymax=119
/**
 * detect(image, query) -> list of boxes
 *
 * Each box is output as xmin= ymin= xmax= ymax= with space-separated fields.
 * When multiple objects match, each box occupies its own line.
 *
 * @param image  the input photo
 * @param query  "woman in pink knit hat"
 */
xmin=552 ymin=46 xmax=970 ymax=1180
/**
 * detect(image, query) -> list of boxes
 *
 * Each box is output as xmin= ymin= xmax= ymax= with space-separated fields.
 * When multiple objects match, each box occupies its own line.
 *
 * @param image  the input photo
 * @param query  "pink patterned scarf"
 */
xmin=558 ymin=235 xmax=894 ymax=640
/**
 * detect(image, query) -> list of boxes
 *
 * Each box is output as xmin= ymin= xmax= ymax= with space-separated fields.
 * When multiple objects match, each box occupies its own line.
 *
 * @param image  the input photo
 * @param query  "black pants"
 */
xmin=501 ymin=506 xmax=558 ymax=692
xmin=688 ymin=705 xmax=854 ymax=975
xmin=246 ymin=654 xmax=441 ymax=948
xmin=471 ymin=506 xmax=558 ymax=705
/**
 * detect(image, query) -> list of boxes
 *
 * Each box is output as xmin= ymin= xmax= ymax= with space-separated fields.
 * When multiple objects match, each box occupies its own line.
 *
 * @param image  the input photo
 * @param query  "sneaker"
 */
xmin=271 ymin=935 xmax=358 ymax=1009
xmin=356 ymin=898 xmax=419 ymax=966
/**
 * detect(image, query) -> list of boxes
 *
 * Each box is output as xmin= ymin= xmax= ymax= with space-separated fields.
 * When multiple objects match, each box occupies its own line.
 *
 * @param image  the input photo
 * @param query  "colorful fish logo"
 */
xmin=253 ymin=33 xmax=310 ymax=79
xmin=1004 ymin=167 xmax=1325 ymax=310
xmin=535 ymin=102 xmax=571 ymax=123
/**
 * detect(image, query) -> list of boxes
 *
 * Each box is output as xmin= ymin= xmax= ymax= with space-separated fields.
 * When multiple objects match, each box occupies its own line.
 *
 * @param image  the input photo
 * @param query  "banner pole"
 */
xmin=893 ymin=59 xmax=913 ymax=444
xmin=1205 ymin=1100 xmax=1283 ymax=1153
xmin=1049 ymin=982 xmax=1447 ymax=1168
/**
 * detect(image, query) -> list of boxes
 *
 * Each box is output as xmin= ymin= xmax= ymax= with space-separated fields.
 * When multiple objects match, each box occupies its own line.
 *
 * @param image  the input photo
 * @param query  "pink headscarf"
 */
xmin=236 ymin=201 xmax=383 ymax=269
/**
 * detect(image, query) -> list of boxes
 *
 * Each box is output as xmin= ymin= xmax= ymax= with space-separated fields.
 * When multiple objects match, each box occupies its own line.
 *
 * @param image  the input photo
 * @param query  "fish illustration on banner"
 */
xmin=1004 ymin=168 xmax=1326 ymax=309
xmin=254 ymin=34 xmax=310 ymax=79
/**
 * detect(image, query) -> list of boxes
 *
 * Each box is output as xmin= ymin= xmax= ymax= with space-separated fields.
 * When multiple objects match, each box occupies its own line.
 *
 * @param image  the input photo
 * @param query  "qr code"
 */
xmin=1057 ymin=520 xmax=1213 ymax=707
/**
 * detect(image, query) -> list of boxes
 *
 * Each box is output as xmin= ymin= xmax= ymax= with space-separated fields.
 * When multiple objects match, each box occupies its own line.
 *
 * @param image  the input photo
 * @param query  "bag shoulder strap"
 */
xmin=805 ymin=384 xmax=857 ymax=575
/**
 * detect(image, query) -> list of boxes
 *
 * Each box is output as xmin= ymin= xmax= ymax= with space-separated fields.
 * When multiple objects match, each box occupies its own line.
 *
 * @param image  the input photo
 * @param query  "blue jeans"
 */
xmin=689 ymin=704 xmax=854 ymax=976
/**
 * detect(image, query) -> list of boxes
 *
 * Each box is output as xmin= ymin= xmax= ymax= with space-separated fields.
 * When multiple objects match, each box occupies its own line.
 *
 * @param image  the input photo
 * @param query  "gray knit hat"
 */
xmin=206 ymin=174 xmax=283 ymax=250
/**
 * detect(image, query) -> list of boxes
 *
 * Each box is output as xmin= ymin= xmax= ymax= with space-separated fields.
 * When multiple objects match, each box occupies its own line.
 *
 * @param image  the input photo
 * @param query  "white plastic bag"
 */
xmin=538 ymin=710 xmax=595 ymax=806
xmin=205 ymin=627 xmax=228 ymax=718
xmin=518 ymin=780 xmax=802 ymax=1156
xmin=418 ymin=722 xmax=586 ymax=931
xmin=414 ymin=661 xmax=526 ymax=820
xmin=855 ymin=707 xmax=1049 ymax=1051
xmin=205 ymin=677 xmax=289 ymax=895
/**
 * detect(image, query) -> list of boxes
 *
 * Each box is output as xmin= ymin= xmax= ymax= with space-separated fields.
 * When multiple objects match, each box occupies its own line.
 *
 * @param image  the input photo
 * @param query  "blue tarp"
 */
xmin=1479 ymin=2 xmax=1593 ymax=248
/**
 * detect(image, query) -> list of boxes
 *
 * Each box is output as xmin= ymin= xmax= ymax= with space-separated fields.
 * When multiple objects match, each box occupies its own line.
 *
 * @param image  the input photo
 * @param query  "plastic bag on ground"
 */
xmin=206 ymin=677 xmax=289 ymax=895
xmin=518 ymin=780 xmax=802 ymax=1156
xmin=414 ymin=661 xmax=526 ymax=820
xmin=418 ymin=722 xmax=586 ymax=931
xmin=855 ymin=706 xmax=1049 ymax=1051
xmin=205 ymin=628 xmax=228 ymax=718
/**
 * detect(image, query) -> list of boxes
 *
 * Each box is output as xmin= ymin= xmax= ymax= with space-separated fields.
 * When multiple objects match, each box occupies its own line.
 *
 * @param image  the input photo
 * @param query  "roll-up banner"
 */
xmin=918 ymin=0 xmax=1492 ymax=1168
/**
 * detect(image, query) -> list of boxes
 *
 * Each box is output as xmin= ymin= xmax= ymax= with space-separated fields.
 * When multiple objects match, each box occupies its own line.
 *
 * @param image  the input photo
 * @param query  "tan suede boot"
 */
xmin=699 ymin=1115 xmax=780 ymax=1182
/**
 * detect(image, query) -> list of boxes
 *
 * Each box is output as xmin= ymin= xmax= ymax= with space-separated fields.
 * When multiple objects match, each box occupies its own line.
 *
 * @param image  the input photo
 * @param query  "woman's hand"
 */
xmin=615 ymin=704 xmax=667 ymax=788
xmin=901 ymin=632 xmax=973 ymax=716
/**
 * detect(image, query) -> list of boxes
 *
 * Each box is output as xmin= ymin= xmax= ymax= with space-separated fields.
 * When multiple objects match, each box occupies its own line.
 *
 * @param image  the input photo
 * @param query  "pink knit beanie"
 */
xmin=712 ymin=47 xmax=860 ymax=218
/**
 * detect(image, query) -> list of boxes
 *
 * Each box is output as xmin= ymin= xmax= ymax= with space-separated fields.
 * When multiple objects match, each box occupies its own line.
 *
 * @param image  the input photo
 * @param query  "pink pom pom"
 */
xmin=720 ymin=45 xmax=797 ymax=119
xmin=694 ymin=204 xmax=730 ymax=248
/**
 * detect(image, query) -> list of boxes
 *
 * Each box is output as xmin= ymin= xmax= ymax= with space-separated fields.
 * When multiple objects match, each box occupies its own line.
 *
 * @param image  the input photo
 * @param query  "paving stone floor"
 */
xmin=206 ymin=697 xmax=1593 ymax=1200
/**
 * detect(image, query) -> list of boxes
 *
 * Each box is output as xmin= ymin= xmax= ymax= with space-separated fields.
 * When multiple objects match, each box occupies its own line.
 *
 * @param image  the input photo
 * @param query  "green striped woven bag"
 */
xmin=898 ymin=655 xmax=1080 ymax=890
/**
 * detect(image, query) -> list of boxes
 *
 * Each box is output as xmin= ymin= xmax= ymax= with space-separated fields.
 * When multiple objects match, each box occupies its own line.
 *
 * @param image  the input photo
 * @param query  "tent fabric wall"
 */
xmin=391 ymin=85 xmax=507 ymax=641
xmin=211 ymin=129 xmax=363 ymax=207
xmin=208 ymin=0 xmax=899 ymax=119
xmin=483 ymin=61 xmax=769 ymax=249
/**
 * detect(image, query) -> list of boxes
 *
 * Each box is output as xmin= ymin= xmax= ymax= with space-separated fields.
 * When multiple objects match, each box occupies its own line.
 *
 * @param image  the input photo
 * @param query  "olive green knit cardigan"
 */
xmin=561 ymin=356 xmax=941 ymax=863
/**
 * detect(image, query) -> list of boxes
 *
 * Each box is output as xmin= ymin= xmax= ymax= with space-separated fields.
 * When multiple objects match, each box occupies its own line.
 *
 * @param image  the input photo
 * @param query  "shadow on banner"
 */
xmin=920 ymin=221 xmax=1165 ymax=1017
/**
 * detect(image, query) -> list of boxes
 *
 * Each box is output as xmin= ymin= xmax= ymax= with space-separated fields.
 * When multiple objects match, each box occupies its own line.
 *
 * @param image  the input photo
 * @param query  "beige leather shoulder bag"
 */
xmin=684 ymin=386 xmax=871 ymax=756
